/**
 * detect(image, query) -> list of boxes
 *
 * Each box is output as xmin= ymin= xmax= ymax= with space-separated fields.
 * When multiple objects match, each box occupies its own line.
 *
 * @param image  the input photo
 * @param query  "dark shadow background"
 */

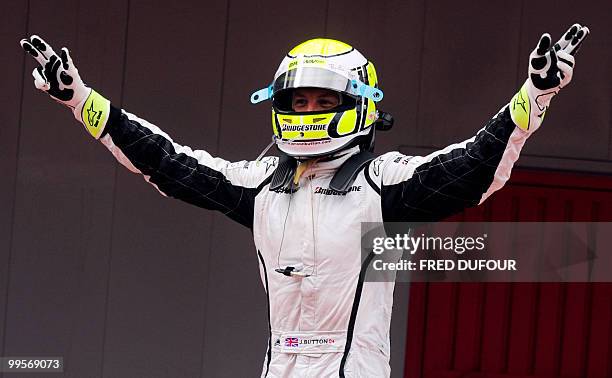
xmin=0 ymin=0 xmax=610 ymax=377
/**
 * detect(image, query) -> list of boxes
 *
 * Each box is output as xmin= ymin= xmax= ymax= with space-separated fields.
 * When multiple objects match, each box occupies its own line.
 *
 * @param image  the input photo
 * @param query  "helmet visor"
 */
xmin=273 ymin=67 xmax=352 ymax=95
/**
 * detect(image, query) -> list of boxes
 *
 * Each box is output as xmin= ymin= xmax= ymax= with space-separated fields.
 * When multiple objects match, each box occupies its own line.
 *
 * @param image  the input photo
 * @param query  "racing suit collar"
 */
xmin=299 ymin=146 xmax=361 ymax=178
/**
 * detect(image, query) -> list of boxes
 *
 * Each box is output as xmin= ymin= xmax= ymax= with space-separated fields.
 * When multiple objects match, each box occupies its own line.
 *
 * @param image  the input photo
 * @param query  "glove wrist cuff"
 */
xmin=73 ymin=89 xmax=110 ymax=139
xmin=509 ymin=80 xmax=549 ymax=133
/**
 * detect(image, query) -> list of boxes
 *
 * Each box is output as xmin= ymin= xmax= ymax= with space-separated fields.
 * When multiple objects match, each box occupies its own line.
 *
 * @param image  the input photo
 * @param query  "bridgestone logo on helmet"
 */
xmin=281 ymin=124 xmax=327 ymax=132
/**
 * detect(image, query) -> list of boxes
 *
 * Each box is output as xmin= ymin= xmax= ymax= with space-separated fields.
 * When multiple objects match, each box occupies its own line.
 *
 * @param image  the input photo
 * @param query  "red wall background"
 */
xmin=405 ymin=170 xmax=612 ymax=378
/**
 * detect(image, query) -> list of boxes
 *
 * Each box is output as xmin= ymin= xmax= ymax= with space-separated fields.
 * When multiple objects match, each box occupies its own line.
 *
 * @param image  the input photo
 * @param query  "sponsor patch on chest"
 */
xmin=314 ymin=185 xmax=362 ymax=196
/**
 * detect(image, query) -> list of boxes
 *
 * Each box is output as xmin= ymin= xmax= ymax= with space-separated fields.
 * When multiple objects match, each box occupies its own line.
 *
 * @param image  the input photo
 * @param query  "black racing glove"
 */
xmin=510 ymin=23 xmax=589 ymax=132
xmin=20 ymin=35 xmax=110 ymax=139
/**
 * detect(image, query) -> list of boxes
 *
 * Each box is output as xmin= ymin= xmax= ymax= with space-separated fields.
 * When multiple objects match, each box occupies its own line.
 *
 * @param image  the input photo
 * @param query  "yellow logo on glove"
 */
xmin=510 ymin=83 xmax=531 ymax=131
xmin=81 ymin=89 xmax=110 ymax=139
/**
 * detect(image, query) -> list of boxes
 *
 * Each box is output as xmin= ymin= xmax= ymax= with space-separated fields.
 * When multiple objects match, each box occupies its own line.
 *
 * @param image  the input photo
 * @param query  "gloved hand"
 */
xmin=20 ymin=35 xmax=110 ymax=139
xmin=510 ymin=23 xmax=589 ymax=132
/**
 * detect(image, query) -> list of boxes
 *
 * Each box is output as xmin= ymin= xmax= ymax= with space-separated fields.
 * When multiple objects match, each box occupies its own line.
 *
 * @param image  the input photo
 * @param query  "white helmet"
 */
xmin=251 ymin=38 xmax=384 ymax=158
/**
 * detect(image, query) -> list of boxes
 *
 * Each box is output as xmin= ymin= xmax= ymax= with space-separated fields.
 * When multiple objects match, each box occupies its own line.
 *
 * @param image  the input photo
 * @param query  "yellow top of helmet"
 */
xmin=288 ymin=38 xmax=353 ymax=57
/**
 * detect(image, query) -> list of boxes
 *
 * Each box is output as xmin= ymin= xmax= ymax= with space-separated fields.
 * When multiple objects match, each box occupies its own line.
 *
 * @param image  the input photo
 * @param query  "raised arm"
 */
xmin=20 ymin=35 xmax=276 ymax=228
xmin=368 ymin=23 xmax=589 ymax=222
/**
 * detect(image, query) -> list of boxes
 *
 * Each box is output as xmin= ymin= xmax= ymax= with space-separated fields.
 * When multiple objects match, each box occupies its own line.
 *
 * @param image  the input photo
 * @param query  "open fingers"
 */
xmin=20 ymin=35 xmax=59 ymax=67
xmin=60 ymin=47 xmax=78 ymax=73
xmin=566 ymin=25 xmax=589 ymax=56
xmin=30 ymin=35 xmax=58 ymax=58
xmin=554 ymin=23 xmax=580 ymax=52
xmin=20 ymin=38 xmax=49 ymax=66
xmin=60 ymin=48 xmax=71 ymax=70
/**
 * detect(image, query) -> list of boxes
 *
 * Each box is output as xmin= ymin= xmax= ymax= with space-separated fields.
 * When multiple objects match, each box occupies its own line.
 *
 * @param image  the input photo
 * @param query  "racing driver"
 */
xmin=20 ymin=23 xmax=589 ymax=377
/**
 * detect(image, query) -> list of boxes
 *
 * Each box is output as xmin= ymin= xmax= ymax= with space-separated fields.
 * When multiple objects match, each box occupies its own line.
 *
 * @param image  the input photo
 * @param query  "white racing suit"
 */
xmin=98 ymin=104 xmax=529 ymax=377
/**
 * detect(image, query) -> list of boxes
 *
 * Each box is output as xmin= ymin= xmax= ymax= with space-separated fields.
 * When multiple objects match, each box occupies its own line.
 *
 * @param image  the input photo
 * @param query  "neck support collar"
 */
xmin=269 ymin=150 xmax=375 ymax=193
